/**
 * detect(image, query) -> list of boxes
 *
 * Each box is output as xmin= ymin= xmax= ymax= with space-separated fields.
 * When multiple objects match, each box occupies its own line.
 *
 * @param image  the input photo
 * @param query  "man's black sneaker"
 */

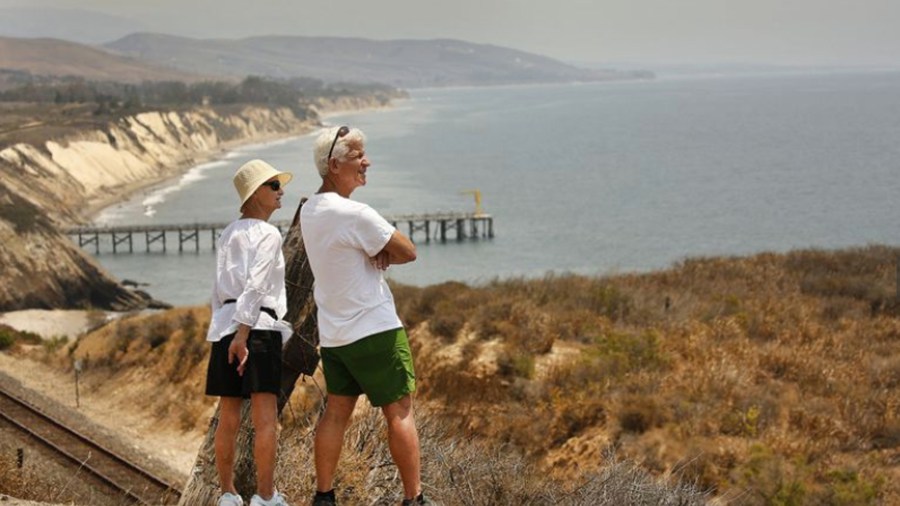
xmin=311 ymin=489 xmax=336 ymax=506
xmin=401 ymin=493 xmax=433 ymax=506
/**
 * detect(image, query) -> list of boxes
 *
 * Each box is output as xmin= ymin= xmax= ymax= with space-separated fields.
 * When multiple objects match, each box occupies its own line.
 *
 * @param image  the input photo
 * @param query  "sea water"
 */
xmin=91 ymin=71 xmax=900 ymax=306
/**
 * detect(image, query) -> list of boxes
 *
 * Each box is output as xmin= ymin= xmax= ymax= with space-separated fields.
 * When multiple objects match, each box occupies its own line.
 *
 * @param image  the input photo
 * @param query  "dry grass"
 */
xmin=275 ymin=402 xmax=708 ymax=505
xmin=0 ymin=450 xmax=120 ymax=505
xmin=394 ymin=246 xmax=900 ymax=505
xmin=13 ymin=245 xmax=899 ymax=504
xmin=50 ymin=306 xmax=214 ymax=432
xmin=0 ymin=454 xmax=54 ymax=503
xmin=0 ymin=102 xmax=123 ymax=149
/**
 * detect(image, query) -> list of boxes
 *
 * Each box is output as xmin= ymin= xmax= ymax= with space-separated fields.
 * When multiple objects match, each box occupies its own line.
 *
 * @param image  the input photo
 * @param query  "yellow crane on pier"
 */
xmin=460 ymin=189 xmax=485 ymax=217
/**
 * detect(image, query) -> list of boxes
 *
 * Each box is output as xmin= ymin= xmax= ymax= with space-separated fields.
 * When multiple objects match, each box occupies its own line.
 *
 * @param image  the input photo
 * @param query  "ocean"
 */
xmin=92 ymin=71 xmax=900 ymax=306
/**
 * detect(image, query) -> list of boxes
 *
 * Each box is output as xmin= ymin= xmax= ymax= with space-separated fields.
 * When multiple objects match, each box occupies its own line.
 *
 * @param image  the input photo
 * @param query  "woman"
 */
xmin=205 ymin=159 xmax=293 ymax=506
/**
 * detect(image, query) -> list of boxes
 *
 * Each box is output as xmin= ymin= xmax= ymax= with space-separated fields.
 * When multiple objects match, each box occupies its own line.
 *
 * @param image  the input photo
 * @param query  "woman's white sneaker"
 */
xmin=249 ymin=491 xmax=289 ymax=506
xmin=217 ymin=492 xmax=244 ymax=506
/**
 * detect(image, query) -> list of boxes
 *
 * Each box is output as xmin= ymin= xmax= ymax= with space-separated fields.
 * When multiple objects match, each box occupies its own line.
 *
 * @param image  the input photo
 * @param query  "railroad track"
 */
xmin=0 ymin=387 xmax=182 ymax=505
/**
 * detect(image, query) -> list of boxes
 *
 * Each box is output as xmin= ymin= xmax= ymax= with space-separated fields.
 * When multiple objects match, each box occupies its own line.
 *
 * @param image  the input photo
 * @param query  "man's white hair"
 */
xmin=313 ymin=126 xmax=366 ymax=177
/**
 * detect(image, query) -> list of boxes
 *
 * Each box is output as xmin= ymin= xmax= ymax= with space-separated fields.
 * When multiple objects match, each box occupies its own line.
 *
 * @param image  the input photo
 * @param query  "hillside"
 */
xmin=0 ymin=104 xmax=316 ymax=311
xmin=392 ymin=247 xmax=900 ymax=504
xmin=2 ymin=247 xmax=897 ymax=504
xmin=0 ymin=36 xmax=203 ymax=85
xmin=104 ymin=33 xmax=653 ymax=88
xmin=0 ymin=71 xmax=404 ymax=312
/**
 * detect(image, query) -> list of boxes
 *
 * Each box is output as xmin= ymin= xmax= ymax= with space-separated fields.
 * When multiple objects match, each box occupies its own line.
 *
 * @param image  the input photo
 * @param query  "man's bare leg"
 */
xmin=382 ymin=395 xmax=421 ymax=500
xmin=314 ymin=394 xmax=359 ymax=493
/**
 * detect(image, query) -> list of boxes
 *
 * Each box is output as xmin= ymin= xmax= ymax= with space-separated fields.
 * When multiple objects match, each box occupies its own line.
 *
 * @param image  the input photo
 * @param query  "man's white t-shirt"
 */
xmin=300 ymin=192 xmax=403 ymax=348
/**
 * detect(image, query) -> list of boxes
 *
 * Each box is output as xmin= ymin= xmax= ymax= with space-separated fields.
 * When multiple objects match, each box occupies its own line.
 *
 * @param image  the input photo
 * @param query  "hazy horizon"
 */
xmin=1 ymin=0 xmax=899 ymax=69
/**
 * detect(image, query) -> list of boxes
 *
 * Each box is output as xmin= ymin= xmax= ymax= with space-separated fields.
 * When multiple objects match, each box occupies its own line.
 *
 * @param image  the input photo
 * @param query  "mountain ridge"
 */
xmin=0 ymin=36 xmax=204 ymax=85
xmin=104 ymin=32 xmax=653 ymax=87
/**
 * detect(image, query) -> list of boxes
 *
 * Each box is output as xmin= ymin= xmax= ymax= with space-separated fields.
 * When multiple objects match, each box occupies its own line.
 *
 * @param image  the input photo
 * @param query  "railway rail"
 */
xmin=0 ymin=386 xmax=181 ymax=505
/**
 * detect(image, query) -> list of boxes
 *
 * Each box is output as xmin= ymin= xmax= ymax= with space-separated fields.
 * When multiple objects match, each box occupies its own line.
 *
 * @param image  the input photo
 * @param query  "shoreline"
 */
xmin=83 ymin=102 xmax=398 ymax=223
xmin=82 ymin=129 xmax=313 ymax=222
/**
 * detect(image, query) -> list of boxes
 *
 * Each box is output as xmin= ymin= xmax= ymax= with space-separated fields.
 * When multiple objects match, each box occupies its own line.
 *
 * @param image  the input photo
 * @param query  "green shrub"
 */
xmin=734 ymin=444 xmax=808 ymax=506
xmin=587 ymin=282 xmax=633 ymax=320
xmin=0 ymin=329 xmax=15 ymax=350
xmin=825 ymin=469 xmax=883 ymax=505
xmin=585 ymin=329 xmax=665 ymax=376
xmin=0 ymin=325 xmax=42 ymax=350
xmin=498 ymin=348 xmax=535 ymax=379
xmin=42 ymin=336 xmax=68 ymax=353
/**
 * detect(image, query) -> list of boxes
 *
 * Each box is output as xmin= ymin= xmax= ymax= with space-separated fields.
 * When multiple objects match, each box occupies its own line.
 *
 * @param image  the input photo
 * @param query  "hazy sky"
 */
xmin=3 ymin=0 xmax=900 ymax=66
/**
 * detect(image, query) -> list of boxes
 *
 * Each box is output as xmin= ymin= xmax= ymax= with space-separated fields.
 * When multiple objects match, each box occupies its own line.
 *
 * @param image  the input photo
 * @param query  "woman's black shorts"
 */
xmin=205 ymin=330 xmax=282 ymax=398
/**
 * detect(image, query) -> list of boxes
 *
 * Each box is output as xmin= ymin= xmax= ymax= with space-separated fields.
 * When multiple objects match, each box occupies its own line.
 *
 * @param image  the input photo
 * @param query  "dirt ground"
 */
xmin=0 ymin=311 xmax=203 ymax=506
xmin=0 ymin=308 xmax=203 ymax=478
xmin=0 ymin=351 xmax=202 ymax=478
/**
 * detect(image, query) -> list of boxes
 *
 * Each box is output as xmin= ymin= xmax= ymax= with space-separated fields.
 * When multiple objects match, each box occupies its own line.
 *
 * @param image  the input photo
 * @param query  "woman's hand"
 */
xmin=228 ymin=324 xmax=251 ymax=376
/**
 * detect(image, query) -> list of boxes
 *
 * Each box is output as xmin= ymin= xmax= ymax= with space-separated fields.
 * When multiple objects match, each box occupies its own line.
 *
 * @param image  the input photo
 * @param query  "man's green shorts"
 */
xmin=320 ymin=327 xmax=416 ymax=407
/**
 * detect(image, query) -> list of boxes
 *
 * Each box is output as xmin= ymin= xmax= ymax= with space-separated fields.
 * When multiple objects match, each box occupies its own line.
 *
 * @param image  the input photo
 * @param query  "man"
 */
xmin=300 ymin=126 xmax=430 ymax=506
xmin=206 ymin=159 xmax=293 ymax=506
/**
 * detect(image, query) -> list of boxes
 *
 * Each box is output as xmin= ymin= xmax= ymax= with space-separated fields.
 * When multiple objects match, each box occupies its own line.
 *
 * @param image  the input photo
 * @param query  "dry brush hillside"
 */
xmin=392 ymin=246 xmax=900 ymax=504
xmin=4 ymin=246 xmax=898 ymax=504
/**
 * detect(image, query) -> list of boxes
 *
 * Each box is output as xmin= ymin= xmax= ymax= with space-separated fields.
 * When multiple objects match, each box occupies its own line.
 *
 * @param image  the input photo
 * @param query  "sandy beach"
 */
xmin=81 ymin=100 xmax=394 ymax=221
xmin=0 ymin=309 xmax=96 ymax=339
xmin=81 ymin=128 xmax=314 ymax=220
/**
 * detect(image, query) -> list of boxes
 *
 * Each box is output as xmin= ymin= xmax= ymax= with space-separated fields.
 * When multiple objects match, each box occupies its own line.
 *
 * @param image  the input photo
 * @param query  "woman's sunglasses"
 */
xmin=260 ymin=180 xmax=282 ymax=192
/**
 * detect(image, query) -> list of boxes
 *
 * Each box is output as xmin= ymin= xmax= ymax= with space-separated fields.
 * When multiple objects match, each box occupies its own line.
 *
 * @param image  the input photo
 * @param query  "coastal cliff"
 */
xmin=0 ymin=94 xmax=397 ymax=311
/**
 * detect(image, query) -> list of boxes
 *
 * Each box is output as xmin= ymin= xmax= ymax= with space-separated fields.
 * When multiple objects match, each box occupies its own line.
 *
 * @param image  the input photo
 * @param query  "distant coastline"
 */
xmin=85 ymin=98 xmax=399 ymax=222
xmin=84 ymin=130 xmax=306 ymax=221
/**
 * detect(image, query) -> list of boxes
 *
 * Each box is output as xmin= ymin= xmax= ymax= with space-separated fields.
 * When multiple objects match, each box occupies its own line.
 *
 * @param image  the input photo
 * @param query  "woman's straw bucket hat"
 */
xmin=233 ymin=159 xmax=293 ymax=207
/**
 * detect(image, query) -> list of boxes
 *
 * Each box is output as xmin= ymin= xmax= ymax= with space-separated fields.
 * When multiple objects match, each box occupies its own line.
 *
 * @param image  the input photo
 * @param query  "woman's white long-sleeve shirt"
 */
xmin=205 ymin=218 xmax=292 ymax=343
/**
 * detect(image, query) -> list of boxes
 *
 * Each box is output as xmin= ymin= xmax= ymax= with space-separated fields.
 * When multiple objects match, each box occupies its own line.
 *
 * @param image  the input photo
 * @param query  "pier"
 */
xmin=63 ymin=212 xmax=494 ymax=254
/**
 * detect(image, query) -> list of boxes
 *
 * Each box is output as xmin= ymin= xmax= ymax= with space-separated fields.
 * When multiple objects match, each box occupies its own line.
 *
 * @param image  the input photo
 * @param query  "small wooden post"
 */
xmin=16 ymin=448 xmax=24 ymax=468
xmin=74 ymin=359 xmax=83 ymax=408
